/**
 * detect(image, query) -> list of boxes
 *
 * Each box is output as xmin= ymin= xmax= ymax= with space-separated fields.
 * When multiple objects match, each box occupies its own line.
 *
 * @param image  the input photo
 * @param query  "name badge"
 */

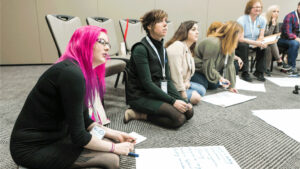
xmin=161 ymin=80 xmax=168 ymax=94
xmin=90 ymin=126 xmax=106 ymax=140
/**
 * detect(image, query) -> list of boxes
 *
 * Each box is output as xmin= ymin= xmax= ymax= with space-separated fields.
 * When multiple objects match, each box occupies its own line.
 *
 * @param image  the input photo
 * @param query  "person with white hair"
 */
xmin=264 ymin=5 xmax=291 ymax=76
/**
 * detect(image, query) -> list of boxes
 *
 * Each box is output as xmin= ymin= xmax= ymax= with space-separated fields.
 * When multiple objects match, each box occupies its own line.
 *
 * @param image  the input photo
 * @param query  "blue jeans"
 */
xmin=186 ymin=82 xmax=206 ymax=101
xmin=191 ymin=72 xmax=219 ymax=91
xmin=277 ymin=38 xmax=299 ymax=68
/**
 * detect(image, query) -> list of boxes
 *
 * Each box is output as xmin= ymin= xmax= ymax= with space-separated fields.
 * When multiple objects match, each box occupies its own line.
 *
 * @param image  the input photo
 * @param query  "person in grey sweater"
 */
xmin=191 ymin=21 xmax=244 ymax=93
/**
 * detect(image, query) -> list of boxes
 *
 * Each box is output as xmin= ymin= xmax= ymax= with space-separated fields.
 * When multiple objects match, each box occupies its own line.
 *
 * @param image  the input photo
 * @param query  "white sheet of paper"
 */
xmin=129 ymin=132 xmax=146 ymax=144
xmin=236 ymin=76 xmax=266 ymax=92
xmin=136 ymin=146 xmax=241 ymax=169
xmin=262 ymin=35 xmax=278 ymax=43
xmin=266 ymin=77 xmax=300 ymax=87
xmin=202 ymin=91 xmax=256 ymax=107
xmin=253 ymin=109 xmax=300 ymax=142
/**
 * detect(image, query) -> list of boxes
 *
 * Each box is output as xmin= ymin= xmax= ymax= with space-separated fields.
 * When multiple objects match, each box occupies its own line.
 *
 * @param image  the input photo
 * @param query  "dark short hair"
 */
xmin=140 ymin=9 xmax=168 ymax=35
xmin=298 ymin=2 xmax=300 ymax=6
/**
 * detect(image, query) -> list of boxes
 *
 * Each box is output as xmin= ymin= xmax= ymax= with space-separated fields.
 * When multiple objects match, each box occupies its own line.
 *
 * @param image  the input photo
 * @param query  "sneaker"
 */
xmin=241 ymin=72 xmax=252 ymax=82
xmin=253 ymin=71 xmax=266 ymax=82
xmin=265 ymin=69 xmax=271 ymax=77
xmin=277 ymin=62 xmax=283 ymax=67
xmin=288 ymin=68 xmax=299 ymax=75
xmin=281 ymin=62 xmax=292 ymax=70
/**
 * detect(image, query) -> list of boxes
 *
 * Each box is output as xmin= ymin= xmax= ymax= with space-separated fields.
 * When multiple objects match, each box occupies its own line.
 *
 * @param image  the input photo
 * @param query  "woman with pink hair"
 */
xmin=10 ymin=25 xmax=135 ymax=169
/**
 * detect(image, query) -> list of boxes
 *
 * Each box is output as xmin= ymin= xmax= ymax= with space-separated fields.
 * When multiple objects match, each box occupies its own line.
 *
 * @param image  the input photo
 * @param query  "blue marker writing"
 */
xmin=219 ymin=81 xmax=229 ymax=85
xmin=128 ymin=152 xmax=139 ymax=157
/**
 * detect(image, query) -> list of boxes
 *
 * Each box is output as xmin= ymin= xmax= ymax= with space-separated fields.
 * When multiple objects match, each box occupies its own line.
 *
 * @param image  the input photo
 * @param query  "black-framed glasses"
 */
xmin=96 ymin=38 xmax=111 ymax=49
xmin=252 ymin=6 xmax=262 ymax=9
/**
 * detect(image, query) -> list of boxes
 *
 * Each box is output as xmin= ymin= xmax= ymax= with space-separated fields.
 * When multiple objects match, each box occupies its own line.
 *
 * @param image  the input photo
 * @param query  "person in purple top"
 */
xmin=277 ymin=2 xmax=300 ymax=75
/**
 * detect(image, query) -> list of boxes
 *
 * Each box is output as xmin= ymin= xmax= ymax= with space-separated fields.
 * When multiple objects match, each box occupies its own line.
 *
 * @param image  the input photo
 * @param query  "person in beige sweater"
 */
xmin=191 ymin=21 xmax=244 ymax=93
xmin=166 ymin=21 xmax=205 ymax=105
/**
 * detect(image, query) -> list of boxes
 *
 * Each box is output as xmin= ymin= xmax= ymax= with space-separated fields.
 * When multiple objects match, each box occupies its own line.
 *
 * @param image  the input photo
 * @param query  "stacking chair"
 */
xmin=119 ymin=19 xmax=146 ymax=54
xmin=86 ymin=17 xmax=127 ymax=88
xmin=45 ymin=14 xmax=82 ymax=56
xmin=249 ymin=48 xmax=256 ymax=73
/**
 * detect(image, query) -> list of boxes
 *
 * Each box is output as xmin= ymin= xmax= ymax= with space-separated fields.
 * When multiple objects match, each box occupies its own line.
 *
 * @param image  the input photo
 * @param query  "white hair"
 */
xmin=265 ymin=5 xmax=280 ymax=24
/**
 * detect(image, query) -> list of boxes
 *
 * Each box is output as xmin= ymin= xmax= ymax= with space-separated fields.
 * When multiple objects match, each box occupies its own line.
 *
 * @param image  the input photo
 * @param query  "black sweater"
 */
xmin=10 ymin=60 xmax=94 ymax=169
xmin=126 ymin=36 xmax=184 ymax=104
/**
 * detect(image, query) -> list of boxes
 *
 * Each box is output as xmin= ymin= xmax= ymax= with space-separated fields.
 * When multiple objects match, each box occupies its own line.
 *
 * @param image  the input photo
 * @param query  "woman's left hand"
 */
xmin=187 ymin=103 xmax=193 ymax=110
xmin=229 ymin=88 xmax=238 ymax=93
xmin=185 ymin=82 xmax=191 ymax=89
xmin=112 ymin=131 xmax=136 ymax=143
xmin=237 ymin=57 xmax=243 ymax=69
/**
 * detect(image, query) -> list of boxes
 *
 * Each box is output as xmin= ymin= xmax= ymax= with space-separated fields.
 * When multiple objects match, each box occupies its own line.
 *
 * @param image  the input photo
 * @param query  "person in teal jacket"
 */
xmin=124 ymin=9 xmax=194 ymax=129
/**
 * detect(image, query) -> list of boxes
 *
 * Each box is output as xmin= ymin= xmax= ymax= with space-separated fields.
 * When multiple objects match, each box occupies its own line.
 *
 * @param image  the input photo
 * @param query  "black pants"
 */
xmin=235 ymin=42 xmax=266 ymax=74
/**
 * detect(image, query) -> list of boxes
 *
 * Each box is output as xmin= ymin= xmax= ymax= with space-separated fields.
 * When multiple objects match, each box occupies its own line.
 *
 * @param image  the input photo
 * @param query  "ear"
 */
xmin=147 ymin=25 xmax=152 ymax=31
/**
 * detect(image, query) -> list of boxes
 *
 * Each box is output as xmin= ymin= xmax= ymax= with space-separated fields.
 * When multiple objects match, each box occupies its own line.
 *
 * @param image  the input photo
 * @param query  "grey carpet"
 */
xmin=1 ymin=63 xmax=300 ymax=169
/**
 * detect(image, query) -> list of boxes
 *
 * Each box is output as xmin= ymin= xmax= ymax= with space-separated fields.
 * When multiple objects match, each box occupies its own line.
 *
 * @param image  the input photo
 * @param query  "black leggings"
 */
xmin=235 ymin=42 xmax=266 ymax=73
xmin=147 ymin=103 xmax=194 ymax=129
xmin=71 ymin=139 xmax=119 ymax=169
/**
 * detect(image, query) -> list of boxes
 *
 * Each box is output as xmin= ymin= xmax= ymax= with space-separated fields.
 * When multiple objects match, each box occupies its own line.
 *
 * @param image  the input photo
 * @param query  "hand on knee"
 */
xmin=190 ymin=91 xmax=201 ymax=105
xmin=184 ymin=108 xmax=194 ymax=120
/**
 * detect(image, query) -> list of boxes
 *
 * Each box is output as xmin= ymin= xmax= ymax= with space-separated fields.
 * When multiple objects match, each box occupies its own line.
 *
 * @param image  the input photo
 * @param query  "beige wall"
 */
xmin=2 ymin=0 xmax=42 ymax=64
xmin=36 ymin=0 xmax=98 ymax=63
xmin=1 ymin=0 xmax=299 ymax=64
xmin=156 ymin=0 xmax=209 ymax=40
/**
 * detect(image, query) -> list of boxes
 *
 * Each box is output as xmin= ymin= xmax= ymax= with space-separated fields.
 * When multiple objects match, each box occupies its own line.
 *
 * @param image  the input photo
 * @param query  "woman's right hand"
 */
xmin=181 ymin=91 xmax=188 ymax=100
xmin=272 ymin=17 xmax=277 ymax=26
xmin=173 ymin=100 xmax=188 ymax=113
xmin=114 ymin=142 xmax=134 ymax=155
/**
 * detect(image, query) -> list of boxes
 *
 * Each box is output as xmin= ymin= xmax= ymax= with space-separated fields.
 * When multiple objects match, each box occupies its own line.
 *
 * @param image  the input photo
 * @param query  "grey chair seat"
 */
xmin=105 ymin=59 xmax=126 ymax=77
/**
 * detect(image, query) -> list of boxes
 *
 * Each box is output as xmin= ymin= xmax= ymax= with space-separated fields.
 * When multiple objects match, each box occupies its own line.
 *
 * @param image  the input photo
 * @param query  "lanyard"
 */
xmin=184 ymin=42 xmax=193 ymax=74
xmin=248 ymin=15 xmax=257 ymax=38
xmin=295 ymin=10 xmax=300 ymax=32
xmin=223 ymin=53 xmax=229 ymax=78
xmin=146 ymin=36 xmax=166 ymax=79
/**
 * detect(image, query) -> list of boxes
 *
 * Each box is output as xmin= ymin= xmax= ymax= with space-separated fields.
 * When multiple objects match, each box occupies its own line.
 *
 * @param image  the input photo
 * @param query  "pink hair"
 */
xmin=57 ymin=25 xmax=107 ymax=106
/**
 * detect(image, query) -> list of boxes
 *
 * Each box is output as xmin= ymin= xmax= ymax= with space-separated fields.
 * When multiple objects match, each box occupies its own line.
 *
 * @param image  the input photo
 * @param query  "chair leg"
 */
xmin=250 ymin=57 xmax=255 ymax=73
xmin=102 ymin=98 xmax=105 ymax=109
xmin=122 ymin=72 xmax=125 ymax=84
xmin=114 ymin=73 xmax=121 ymax=88
xmin=270 ymin=59 xmax=274 ymax=72
xmin=123 ymin=70 xmax=128 ymax=105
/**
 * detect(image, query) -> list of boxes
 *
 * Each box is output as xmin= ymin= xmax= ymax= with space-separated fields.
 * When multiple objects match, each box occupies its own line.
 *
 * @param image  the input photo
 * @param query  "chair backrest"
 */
xmin=86 ymin=17 xmax=119 ymax=56
xmin=279 ymin=22 xmax=283 ymax=31
xmin=164 ymin=21 xmax=175 ymax=43
xmin=119 ymin=19 xmax=146 ymax=53
xmin=45 ymin=14 xmax=82 ymax=57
